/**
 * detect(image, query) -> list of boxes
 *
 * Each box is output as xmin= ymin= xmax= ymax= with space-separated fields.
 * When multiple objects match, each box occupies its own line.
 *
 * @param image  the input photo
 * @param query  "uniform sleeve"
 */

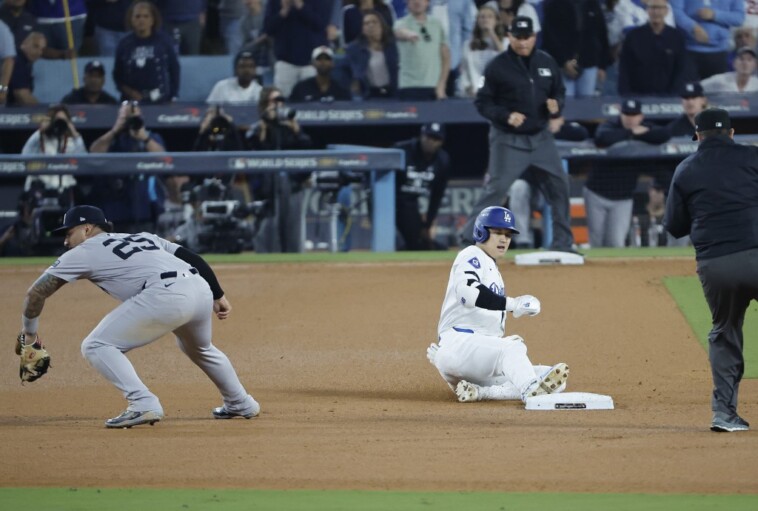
xmin=452 ymin=251 xmax=506 ymax=311
xmin=663 ymin=165 xmax=692 ymax=238
xmin=474 ymin=60 xmax=510 ymax=125
xmin=46 ymin=249 xmax=90 ymax=282
xmin=150 ymin=233 xmax=183 ymax=254
xmin=594 ymin=120 xmax=631 ymax=148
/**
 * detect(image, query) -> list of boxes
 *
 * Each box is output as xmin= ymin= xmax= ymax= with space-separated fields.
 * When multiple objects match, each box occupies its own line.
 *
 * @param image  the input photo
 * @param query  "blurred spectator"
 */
xmin=667 ymin=81 xmax=707 ymax=137
xmin=670 ymin=0 xmax=745 ymax=80
xmin=632 ymin=178 xmax=689 ymax=247
xmin=701 ymin=45 xmax=758 ymax=92
xmin=194 ymin=106 xmax=245 ymax=152
xmin=207 ymin=50 xmax=263 ymax=104
xmin=584 ymin=99 xmax=671 ymax=247
xmin=0 ymin=19 xmax=14 ymax=106
xmin=542 ymin=0 xmax=612 ymax=98
xmin=342 ymin=0 xmax=395 ymax=45
xmin=263 ymin=0 xmax=331 ymax=98
xmin=618 ymin=0 xmax=690 ymax=95
xmin=290 ymin=45 xmax=351 ymax=102
xmin=245 ymin=86 xmax=313 ymax=253
xmin=7 ymin=31 xmax=46 ymax=106
xmin=61 ymin=60 xmax=119 ymax=104
xmin=218 ymin=0 xmax=246 ymax=55
xmin=458 ymin=3 xmax=506 ymax=98
xmin=728 ymin=25 xmax=756 ymax=69
xmin=340 ymin=10 xmax=399 ymax=99
xmin=87 ymin=0 xmax=130 ymax=57
xmin=114 ymin=1 xmax=180 ymax=104
xmin=240 ymin=0 xmax=273 ymax=80
xmin=507 ymin=117 xmax=591 ymax=249
xmin=393 ymin=122 xmax=451 ymax=250
xmin=26 ymin=0 xmax=86 ymax=60
xmin=496 ymin=0 xmax=541 ymax=37
xmin=394 ymin=0 xmax=450 ymax=100
xmin=88 ymin=101 xmax=166 ymax=233
xmin=0 ymin=191 xmax=36 ymax=257
xmin=21 ymin=104 xmax=86 ymax=201
xmin=156 ymin=0 xmax=205 ymax=55
xmin=428 ymin=0 xmax=474 ymax=97
xmin=0 ymin=0 xmax=39 ymax=48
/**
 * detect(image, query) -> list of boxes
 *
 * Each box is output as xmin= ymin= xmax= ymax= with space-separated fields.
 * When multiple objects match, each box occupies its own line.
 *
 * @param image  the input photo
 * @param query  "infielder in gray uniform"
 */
xmin=19 ymin=205 xmax=259 ymax=428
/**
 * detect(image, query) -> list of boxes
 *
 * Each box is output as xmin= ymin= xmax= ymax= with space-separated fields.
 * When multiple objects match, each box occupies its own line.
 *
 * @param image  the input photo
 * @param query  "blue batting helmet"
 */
xmin=473 ymin=206 xmax=520 ymax=243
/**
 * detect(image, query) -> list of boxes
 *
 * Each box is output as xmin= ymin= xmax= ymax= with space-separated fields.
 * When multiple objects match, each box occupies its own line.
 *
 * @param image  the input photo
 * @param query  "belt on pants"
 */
xmin=160 ymin=267 xmax=198 ymax=279
xmin=143 ymin=267 xmax=198 ymax=289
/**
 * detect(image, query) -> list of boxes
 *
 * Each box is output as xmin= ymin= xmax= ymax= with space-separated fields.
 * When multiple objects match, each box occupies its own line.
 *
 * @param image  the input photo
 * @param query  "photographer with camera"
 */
xmin=21 ymin=104 xmax=87 ymax=204
xmin=245 ymin=86 xmax=312 ymax=253
xmin=88 ymin=101 xmax=166 ymax=233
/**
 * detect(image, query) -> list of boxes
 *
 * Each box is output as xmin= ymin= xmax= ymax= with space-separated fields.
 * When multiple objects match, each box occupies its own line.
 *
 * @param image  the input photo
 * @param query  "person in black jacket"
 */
xmin=541 ymin=0 xmax=611 ymax=98
xmin=458 ymin=16 xmax=576 ymax=254
xmin=584 ymin=99 xmax=671 ymax=247
xmin=664 ymin=108 xmax=758 ymax=433
xmin=245 ymin=86 xmax=312 ymax=253
xmin=393 ymin=122 xmax=451 ymax=250
xmin=60 ymin=60 xmax=119 ymax=105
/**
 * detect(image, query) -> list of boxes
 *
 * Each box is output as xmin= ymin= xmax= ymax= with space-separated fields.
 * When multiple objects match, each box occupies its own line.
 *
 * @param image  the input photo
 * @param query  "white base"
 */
xmin=525 ymin=392 xmax=614 ymax=410
xmin=515 ymin=251 xmax=585 ymax=266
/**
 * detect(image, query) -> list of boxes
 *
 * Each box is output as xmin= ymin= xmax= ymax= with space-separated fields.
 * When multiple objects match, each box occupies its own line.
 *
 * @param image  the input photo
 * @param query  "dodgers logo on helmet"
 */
xmin=473 ymin=206 xmax=520 ymax=243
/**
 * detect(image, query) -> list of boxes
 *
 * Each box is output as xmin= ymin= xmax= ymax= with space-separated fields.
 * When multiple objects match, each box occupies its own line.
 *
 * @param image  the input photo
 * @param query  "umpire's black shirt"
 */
xmin=475 ymin=46 xmax=565 ymax=135
xmin=665 ymin=135 xmax=758 ymax=260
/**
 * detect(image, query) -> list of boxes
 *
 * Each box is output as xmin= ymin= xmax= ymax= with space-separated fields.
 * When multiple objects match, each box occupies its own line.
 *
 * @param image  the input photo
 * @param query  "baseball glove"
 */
xmin=16 ymin=333 xmax=51 ymax=383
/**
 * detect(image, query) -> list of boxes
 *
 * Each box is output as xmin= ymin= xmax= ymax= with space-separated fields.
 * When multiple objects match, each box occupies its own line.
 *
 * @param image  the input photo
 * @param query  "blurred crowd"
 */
xmin=2 ymin=0 xmax=757 ymax=255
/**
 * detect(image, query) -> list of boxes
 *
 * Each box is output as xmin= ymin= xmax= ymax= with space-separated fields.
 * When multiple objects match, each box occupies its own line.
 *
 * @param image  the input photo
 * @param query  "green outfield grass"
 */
xmin=1 ymin=488 xmax=757 ymax=511
xmin=664 ymin=276 xmax=758 ymax=378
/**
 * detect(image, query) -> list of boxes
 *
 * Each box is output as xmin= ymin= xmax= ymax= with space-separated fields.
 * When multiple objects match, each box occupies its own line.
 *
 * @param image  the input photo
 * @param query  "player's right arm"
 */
xmin=21 ymin=273 xmax=67 ymax=338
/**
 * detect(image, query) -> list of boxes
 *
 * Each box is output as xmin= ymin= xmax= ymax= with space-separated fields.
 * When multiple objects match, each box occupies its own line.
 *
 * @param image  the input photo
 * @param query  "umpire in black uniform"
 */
xmin=459 ymin=16 xmax=575 ymax=252
xmin=394 ymin=122 xmax=451 ymax=250
xmin=665 ymin=108 xmax=758 ymax=433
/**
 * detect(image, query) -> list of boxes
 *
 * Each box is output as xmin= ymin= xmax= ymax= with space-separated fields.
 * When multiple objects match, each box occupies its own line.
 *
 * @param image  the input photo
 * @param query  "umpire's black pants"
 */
xmin=697 ymin=248 xmax=758 ymax=417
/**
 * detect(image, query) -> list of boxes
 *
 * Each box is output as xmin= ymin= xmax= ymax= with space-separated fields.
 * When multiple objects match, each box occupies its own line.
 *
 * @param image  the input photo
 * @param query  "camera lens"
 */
xmin=127 ymin=115 xmax=144 ymax=131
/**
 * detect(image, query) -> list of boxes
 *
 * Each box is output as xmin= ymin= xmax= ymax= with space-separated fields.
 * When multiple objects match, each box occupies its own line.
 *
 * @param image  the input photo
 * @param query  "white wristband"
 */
xmin=505 ymin=297 xmax=516 ymax=312
xmin=22 ymin=314 xmax=39 ymax=334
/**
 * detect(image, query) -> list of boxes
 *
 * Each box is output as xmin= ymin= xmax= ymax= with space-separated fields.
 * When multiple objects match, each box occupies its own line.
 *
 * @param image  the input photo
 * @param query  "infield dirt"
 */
xmin=1 ymin=259 xmax=756 ymax=493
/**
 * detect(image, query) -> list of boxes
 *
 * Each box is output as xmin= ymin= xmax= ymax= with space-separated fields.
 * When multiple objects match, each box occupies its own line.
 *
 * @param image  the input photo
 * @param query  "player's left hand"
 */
xmin=16 ymin=333 xmax=51 ymax=383
xmin=510 ymin=295 xmax=541 ymax=318
xmin=213 ymin=295 xmax=232 ymax=320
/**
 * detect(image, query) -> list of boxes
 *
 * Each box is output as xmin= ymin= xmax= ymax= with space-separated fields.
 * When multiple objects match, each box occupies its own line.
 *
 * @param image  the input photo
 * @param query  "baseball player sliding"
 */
xmin=17 ymin=205 xmax=259 ymax=428
xmin=427 ymin=206 xmax=569 ymax=403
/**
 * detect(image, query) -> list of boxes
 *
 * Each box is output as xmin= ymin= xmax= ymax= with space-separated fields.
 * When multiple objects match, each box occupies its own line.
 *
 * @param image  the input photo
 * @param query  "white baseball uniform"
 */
xmin=430 ymin=245 xmax=549 ymax=401
xmin=46 ymin=232 xmax=257 ymax=416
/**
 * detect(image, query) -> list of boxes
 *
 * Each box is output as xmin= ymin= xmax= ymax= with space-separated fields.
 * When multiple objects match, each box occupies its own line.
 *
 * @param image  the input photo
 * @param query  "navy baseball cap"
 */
xmin=84 ymin=60 xmax=105 ymax=74
xmin=421 ymin=122 xmax=445 ymax=139
xmin=509 ymin=16 xmax=534 ymax=38
xmin=692 ymin=107 xmax=731 ymax=140
xmin=53 ymin=205 xmax=112 ymax=233
xmin=621 ymin=99 xmax=642 ymax=116
xmin=680 ymin=81 xmax=704 ymax=99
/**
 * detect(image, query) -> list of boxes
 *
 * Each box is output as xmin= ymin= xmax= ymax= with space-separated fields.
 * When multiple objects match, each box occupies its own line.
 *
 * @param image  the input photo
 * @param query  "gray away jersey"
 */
xmin=47 ymin=232 xmax=193 ymax=302
xmin=437 ymin=245 xmax=506 ymax=337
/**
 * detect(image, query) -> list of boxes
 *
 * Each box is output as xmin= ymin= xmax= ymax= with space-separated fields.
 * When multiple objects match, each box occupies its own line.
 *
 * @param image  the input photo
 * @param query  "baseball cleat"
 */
xmin=539 ymin=363 xmax=569 ymax=393
xmin=105 ymin=409 xmax=163 ymax=429
xmin=212 ymin=397 xmax=260 ymax=419
xmin=711 ymin=413 xmax=750 ymax=432
xmin=455 ymin=380 xmax=480 ymax=402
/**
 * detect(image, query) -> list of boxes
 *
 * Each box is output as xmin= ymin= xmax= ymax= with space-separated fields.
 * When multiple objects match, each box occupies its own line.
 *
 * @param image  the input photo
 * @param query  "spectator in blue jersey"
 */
xmin=155 ymin=0 xmax=206 ymax=55
xmin=25 ymin=0 xmax=86 ymax=60
xmin=340 ymin=10 xmax=399 ymax=99
xmin=670 ymin=0 xmax=745 ymax=80
xmin=263 ymin=0 xmax=332 ymax=98
xmin=88 ymin=101 xmax=166 ymax=233
xmin=114 ymin=0 xmax=180 ymax=104
xmin=87 ymin=0 xmax=131 ymax=57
